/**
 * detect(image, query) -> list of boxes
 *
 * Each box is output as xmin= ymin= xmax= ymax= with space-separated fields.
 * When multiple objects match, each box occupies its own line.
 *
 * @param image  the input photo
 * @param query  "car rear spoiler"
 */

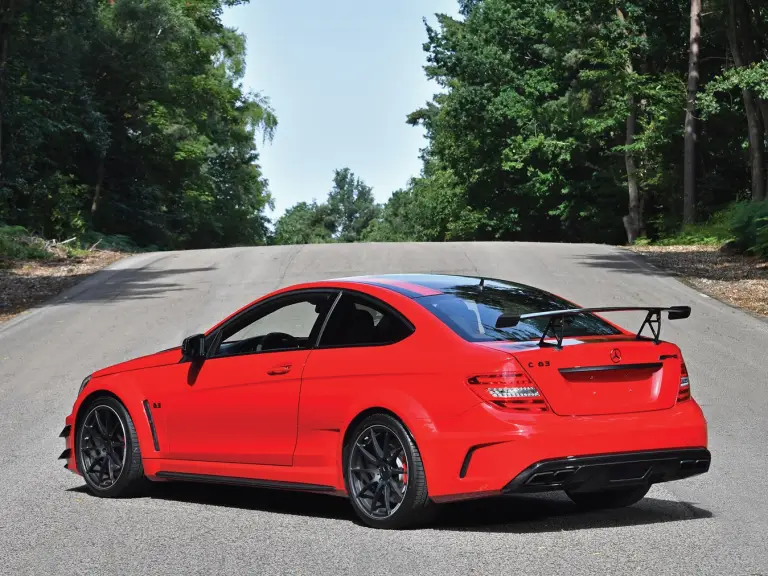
xmin=495 ymin=306 xmax=691 ymax=349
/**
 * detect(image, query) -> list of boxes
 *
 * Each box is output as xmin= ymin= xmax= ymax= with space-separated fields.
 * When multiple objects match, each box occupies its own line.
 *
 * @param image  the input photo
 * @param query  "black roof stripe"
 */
xmin=347 ymin=278 xmax=430 ymax=299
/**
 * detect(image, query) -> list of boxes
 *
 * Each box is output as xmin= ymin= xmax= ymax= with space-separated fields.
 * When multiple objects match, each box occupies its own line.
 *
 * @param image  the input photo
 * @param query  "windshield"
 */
xmin=414 ymin=278 xmax=621 ymax=343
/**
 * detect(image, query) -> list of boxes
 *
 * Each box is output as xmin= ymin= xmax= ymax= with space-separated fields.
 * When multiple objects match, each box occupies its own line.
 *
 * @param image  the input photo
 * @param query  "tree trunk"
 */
xmin=616 ymin=8 xmax=642 ymax=243
xmin=734 ymin=0 xmax=767 ymax=201
xmin=756 ymin=100 xmax=768 ymax=202
xmin=624 ymin=94 xmax=641 ymax=244
xmin=727 ymin=0 xmax=765 ymax=202
xmin=740 ymin=93 xmax=765 ymax=202
xmin=0 ymin=0 xmax=15 ymax=170
xmin=91 ymin=155 xmax=106 ymax=217
xmin=683 ymin=0 xmax=702 ymax=225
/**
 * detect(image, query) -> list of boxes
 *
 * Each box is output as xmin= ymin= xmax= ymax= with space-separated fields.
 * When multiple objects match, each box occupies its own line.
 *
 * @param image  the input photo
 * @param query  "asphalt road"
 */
xmin=1 ymin=242 xmax=766 ymax=576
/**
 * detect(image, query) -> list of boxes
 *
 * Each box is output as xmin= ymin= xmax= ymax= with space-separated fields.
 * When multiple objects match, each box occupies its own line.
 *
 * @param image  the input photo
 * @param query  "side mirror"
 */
xmin=181 ymin=333 xmax=207 ymax=360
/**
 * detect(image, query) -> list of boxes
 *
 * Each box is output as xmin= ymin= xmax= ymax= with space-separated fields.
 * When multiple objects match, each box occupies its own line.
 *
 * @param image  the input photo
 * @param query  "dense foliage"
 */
xmin=397 ymin=0 xmax=764 ymax=244
xmin=2 ymin=0 xmax=767 ymax=255
xmin=276 ymin=0 xmax=768 ymax=253
xmin=728 ymin=200 xmax=768 ymax=257
xmin=273 ymin=168 xmax=380 ymax=245
xmin=0 ymin=0 xmax=276 ymax=250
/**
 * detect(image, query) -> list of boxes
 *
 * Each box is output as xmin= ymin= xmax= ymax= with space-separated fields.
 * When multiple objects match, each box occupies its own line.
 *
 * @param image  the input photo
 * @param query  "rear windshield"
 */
xmin=414 ymin=278 xmax=621 ymax=343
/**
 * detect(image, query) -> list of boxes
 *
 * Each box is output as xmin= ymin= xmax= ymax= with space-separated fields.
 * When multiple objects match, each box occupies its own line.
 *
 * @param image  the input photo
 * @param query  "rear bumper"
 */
xmin=502 ymin=448 xmax=711 ymax=494
xmin=417 ymin=399 xmax=709 ymax=502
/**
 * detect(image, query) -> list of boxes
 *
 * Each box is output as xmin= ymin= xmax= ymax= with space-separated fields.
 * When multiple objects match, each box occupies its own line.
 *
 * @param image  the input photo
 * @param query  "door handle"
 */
xmin=267 ymin=363 xmax=292 ymax=375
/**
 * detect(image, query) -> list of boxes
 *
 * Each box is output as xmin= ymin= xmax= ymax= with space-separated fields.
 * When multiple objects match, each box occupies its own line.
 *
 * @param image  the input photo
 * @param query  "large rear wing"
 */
xmin=494 ymin=306 xmax=692 ymax=349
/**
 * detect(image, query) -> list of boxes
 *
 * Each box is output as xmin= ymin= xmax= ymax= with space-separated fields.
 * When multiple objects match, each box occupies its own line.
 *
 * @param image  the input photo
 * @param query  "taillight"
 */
xmin=467 ymin=362 xmax=550 ymax=412
xmin=678 ymin=360 xmax=691 ymax=402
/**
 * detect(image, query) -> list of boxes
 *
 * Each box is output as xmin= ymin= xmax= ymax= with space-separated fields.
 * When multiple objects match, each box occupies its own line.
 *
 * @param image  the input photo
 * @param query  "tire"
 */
xmin=75 ymin=395 xmax=146 ymax=498
xmin=565 ymin=484 xmax=650 ymax=511
xmin=343 ymin=413 xmax=437 ymax=529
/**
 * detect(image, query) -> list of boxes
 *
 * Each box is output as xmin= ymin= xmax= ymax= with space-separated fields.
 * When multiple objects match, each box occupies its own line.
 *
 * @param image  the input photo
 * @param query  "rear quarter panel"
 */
xmin=294 ymin=290 xmax=513 ymax=490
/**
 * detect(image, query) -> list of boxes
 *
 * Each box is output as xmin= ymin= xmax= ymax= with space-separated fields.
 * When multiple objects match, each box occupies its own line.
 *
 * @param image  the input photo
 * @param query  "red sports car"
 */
xmin=59 ymin=274 xmax=710 ymax=529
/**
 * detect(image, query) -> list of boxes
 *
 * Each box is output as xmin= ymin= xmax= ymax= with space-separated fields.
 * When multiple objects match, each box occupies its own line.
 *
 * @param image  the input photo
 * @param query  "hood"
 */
xmin=92 ymin=347 xmax=183 ymax=378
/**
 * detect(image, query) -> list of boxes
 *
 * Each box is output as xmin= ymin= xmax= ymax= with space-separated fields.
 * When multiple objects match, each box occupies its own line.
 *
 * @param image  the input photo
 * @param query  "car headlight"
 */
xmin=78 ymin=375 xmax=92 ymax=395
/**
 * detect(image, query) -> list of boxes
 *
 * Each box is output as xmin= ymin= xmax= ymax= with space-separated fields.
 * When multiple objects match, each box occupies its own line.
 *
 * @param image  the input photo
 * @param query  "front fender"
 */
xmin=67 ymin=370 xmax=156 ymax=474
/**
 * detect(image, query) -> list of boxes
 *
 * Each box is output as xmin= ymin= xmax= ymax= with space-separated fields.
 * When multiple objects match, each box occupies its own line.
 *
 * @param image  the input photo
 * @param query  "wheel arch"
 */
xmin=341 ymin=407 xmax=408 ymax=451
xmin=337 ymin=405 xmax=436 ymax=494
xmin=72 ymin=377 xmax=156 ymax=468
xmin=75 ymin=389 xmax=125 ymax=424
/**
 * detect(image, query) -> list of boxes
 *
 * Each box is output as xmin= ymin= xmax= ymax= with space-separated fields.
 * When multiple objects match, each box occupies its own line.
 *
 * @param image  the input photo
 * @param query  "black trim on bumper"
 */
xmin=502 ymin=448 xmax=711 ymax=494
xmin=59 ymin=425 xmax=71 ymax=438
xmin=459 ymin=441 xmax=506 ymax=479
xmin=58 ymin=448 xmax=71 ymax=460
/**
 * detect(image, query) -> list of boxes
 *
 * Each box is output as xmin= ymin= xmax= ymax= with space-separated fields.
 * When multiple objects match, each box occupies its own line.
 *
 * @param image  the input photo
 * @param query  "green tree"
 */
xmin=0 ymin=0 xmax=276 ymax=249
xmin=272 ymin=201 xmax=336 ymax=245
xmin=273 ymin=168 xmax=380 ymax=245
xmin=403 ymin=0 xmax=750 ymax=243
xmin=327 ymin=168 xmax=380 ymax=243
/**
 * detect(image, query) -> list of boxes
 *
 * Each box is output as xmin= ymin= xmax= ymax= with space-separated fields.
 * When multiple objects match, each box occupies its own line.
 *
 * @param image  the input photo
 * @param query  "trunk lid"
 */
xmin=479 ymin=338 xmax=682 ymax=416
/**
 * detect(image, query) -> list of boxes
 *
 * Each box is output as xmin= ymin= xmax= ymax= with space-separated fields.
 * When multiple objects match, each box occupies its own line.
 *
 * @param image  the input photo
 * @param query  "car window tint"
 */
xmin=224 ymin=300 xmax=318 ymax=342
xmin=215 ymin=292 xmax=336 ymax=356
xmin=319 ymin=293 xmax=412 ymax=347
xmin=416 ymin=279 xmax=621 ymax=343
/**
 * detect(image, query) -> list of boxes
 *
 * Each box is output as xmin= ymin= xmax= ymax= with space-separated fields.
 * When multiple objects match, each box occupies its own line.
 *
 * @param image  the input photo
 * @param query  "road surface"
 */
xmin=0 ymin=242 xmax=766 ymax=575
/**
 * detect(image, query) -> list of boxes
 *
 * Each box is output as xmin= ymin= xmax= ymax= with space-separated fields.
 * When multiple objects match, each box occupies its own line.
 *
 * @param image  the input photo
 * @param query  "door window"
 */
xmin=212 ymin=291 xmax=337 ymax=357
xmin=318 ymin=292 xmax=413 ymax=348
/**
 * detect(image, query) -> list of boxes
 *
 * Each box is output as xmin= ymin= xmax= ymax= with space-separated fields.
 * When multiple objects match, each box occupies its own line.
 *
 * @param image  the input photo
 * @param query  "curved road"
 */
xmin=0 ymin=242 xmax=766 ymax=575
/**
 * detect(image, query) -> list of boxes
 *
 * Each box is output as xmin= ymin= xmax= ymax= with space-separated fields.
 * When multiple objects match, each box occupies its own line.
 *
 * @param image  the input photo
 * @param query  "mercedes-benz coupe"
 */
xmin=59 ymin=274 xmax=710 ymax=529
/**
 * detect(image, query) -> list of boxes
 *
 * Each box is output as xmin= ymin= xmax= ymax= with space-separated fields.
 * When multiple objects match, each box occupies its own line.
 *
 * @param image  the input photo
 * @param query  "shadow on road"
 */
xmin=579 ymin=247 xmax=767 ymax=287
xmin=58 ymin=265 xmax=217 ymax=304
xmin=69 ymin=482 xmax=712 ymax=533
xmin=576 ymin=251 xmax=674 ymax=276
xmin=431 ymin=493 xmax=712 ymax=533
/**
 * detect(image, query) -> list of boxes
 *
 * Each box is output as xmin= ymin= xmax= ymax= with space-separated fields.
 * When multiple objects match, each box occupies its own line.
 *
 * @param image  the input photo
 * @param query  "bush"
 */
xmin=640 ymin=207 xmax=734 ymax=247
xmin=728 ymin=200 xmax=768 ymax=257
xmin=0 ymin=225 xmax=148 ymax=263
xmin=0 ymin=225 xmax=51 ymax=260
xmin=78 ymin=232 xmax=147 ymax=253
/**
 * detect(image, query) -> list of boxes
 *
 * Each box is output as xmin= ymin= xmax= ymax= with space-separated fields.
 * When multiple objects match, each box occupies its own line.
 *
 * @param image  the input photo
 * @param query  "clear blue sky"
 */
xmin=221 ymin=0 xmax=459 ymax=222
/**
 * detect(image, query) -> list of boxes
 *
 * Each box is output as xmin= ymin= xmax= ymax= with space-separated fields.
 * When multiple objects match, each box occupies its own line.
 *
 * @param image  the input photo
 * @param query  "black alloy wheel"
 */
xmin=80 ymin=404 xmax=126 ymax=489
xmin=76 ymin=395 xmax=146 ymax=497
xmin=344 ymin=413 xmax=436 ymax=529
xmin=349 ymin=424 xmax=408 ymax=518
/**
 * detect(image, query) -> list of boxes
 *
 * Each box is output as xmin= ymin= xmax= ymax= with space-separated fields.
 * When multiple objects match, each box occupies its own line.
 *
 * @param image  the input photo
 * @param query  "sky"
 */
xmin=220 ymin=0 xmax=460 ymax=222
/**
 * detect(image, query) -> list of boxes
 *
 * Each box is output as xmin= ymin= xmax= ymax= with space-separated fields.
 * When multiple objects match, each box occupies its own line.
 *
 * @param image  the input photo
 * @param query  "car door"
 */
xmin=162 ymin=289 xmax=339 ymax=466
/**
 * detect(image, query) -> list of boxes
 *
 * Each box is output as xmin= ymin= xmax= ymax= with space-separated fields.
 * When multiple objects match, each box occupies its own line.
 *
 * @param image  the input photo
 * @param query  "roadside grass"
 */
xmin=627 ymin=209 xmax=766 ymax=318
xmin=0 ymin=225 xmax=133 ymax=322
xmin=634 ymin=210 xmax=734 ymax=248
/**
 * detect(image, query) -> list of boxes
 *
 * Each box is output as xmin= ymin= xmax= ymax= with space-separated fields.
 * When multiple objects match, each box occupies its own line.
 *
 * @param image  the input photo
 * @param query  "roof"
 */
xmin=332 ymin=273 xmax=543 ymax=299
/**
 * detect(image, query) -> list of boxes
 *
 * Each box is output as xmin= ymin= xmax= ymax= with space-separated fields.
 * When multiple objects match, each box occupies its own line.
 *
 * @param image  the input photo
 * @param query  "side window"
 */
xmin=319 ymin=293 xmax=413 ymax=348
xmin=213 ymin=291 xmax=336 ymax=357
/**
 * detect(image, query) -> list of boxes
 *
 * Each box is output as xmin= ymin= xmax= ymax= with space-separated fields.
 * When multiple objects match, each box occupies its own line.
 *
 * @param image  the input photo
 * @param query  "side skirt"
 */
xmin=154 ymin=471 xmax=338 ymax=495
